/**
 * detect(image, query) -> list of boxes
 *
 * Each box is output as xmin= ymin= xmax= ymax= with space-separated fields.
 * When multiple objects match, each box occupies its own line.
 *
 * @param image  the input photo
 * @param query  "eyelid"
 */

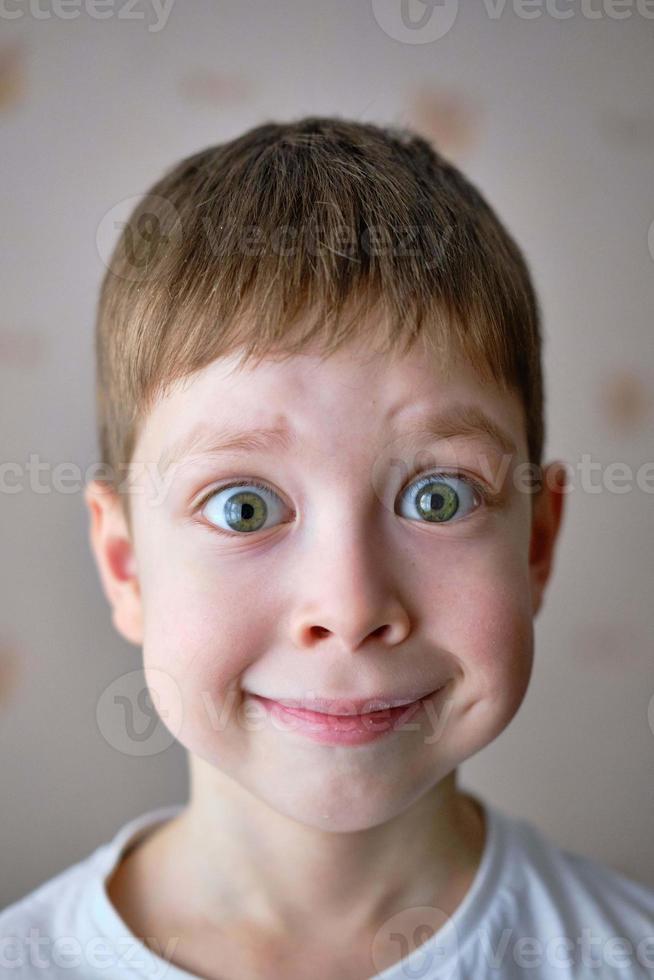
xmin=193 ymin=477 xmax=283 ymax=510
xmin=193 ymin=469 xmax=493 ymax=507
xmin=192 ymin=467 xmax=503 ymax=539
xmin=194 ymin=479 xmax=291 ymax=539
xmin=403 ymin=467 xmax=503 ymax=510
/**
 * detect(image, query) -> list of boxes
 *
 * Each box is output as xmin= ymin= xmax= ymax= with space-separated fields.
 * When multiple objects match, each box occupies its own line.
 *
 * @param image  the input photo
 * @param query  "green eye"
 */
xmin=200 ymin=471 xmax=489 ymax=538
xmin=398 ymin=473 xmax=480 ymax=525
xmin=202 ymin=481 xmax=285 ymax=534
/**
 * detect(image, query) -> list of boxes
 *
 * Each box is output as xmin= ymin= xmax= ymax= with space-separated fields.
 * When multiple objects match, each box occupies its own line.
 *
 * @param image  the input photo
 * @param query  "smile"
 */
xmin=250 ymin=687 xmax=447 ymax=746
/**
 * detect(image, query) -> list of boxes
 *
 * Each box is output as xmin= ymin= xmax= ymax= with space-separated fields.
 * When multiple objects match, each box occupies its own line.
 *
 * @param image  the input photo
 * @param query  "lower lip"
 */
xmin=250 ymin=689 xmax=444 ymax=746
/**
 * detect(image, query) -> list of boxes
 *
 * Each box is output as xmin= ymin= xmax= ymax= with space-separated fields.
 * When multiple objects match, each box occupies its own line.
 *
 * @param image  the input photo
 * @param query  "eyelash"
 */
xmin=408 ymin=470 xmax=500 ymax=508
xmin=194 ymin=469 xmax=502 ymax=537
xmin=196 ymin=479 xmax=274 ymax=512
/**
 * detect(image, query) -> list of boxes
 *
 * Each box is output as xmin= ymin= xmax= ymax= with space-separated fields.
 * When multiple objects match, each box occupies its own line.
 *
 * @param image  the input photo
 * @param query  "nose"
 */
xmin=288 ymin=521 xmax=412 ymax=653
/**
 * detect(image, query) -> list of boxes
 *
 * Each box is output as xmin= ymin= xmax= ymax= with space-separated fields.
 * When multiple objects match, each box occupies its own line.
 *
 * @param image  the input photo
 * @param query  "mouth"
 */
xmin=249 ymin=686 xmax=448 ymax=746
xmin=270 ymin=691 xmax=439 ymax=716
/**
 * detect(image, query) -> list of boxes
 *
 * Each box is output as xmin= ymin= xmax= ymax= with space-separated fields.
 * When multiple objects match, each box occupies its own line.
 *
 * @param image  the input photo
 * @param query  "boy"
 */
xmin=2 ymin=115 xmax=654 ymax=979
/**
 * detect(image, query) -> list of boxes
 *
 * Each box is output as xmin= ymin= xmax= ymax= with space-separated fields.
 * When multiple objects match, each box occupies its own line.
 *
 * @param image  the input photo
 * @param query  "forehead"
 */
xmin=134 ymin=343 xmax=527 ymax=466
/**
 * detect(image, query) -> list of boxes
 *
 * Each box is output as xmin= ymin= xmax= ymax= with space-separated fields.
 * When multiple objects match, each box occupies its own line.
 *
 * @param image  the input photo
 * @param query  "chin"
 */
xmin=268 ymin=798 xmax=412 ymax=834
xmin=247 ymin=759 xmax=455 ymax=833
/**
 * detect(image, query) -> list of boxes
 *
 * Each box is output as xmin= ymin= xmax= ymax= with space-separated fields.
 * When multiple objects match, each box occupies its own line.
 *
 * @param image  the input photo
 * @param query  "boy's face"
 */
xmin=87 ymin=332 xmax=565 ymax=833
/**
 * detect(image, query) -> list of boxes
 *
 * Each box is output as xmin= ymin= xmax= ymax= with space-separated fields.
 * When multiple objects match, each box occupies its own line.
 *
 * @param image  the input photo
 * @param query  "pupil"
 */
xmin=430 ymin=493 xmax=444 ymax=510
xmin=241 ymin=503 xmax=254 ymax=519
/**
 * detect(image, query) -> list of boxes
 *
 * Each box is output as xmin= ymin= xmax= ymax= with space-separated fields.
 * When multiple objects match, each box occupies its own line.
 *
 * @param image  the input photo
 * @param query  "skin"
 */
xmin=85 ymin=331 xmax=566 ymax=977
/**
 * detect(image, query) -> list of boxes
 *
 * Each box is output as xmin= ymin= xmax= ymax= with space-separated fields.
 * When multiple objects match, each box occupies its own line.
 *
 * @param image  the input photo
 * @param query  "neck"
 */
xmin=154 ymin=757 xmax=486 ymax=941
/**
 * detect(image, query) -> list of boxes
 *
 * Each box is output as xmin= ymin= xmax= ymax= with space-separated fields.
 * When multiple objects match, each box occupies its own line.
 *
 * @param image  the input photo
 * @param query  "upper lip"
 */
xmin=256 ymin=689 xmax=442 ymax=716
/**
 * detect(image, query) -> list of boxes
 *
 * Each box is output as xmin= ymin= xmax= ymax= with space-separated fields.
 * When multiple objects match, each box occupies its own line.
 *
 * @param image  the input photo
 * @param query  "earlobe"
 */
xmin=84 ymin=479 xmax=143 ymax=647
xmin=528 ymin=461 xmax=567 ymax=617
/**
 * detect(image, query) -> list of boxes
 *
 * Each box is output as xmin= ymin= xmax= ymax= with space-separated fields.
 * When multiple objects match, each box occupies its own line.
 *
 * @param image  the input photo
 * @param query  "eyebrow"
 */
xmin=158 ymin=423 xmax=296 ymax=476
xmin=399 ymin=403 xmax=518 ymax=456
xmin=157 ymin=402 xmax=517 ymax=476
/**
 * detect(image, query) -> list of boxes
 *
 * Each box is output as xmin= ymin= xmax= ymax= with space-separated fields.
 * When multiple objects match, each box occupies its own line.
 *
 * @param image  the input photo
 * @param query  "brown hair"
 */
xmin=94 ymin=115 xmax=545 ymax=521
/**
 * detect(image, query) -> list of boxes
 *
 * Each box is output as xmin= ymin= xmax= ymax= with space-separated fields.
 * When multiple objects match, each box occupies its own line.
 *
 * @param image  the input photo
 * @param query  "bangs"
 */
xmin=96 ymin=116 xmax=543 ymax=495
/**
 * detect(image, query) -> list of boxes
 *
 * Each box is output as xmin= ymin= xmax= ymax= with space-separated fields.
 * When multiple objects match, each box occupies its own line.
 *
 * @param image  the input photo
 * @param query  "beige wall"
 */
xmin=1 ymin=0 xmax=653 ymax=907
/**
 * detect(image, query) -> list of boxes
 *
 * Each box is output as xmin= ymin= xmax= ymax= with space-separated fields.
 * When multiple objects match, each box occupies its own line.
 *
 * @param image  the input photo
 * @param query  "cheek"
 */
xmin=462 ymin=577 xmax=534 ymax=700
xmin=420 ymin=531 xmax=534 ymax=698
xmin=458 ymin=585 xmax=534 ymax=753
xmin=139 ymin=569 xmax=257 ymax=751
xmin=138 ymin=536 xmax=273 ymax=702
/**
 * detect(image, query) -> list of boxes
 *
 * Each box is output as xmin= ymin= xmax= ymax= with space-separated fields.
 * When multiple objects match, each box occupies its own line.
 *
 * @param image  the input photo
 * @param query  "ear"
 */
xmin=529 ymin=460 xmax=567 ymax=617
xmin=84 ymin=479 xmax=143 ymax=646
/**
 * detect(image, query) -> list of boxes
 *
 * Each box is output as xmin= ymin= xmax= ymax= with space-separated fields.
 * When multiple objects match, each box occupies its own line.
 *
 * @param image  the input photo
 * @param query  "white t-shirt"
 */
xmin=1 ymin=800 xmax=654 ymax=979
